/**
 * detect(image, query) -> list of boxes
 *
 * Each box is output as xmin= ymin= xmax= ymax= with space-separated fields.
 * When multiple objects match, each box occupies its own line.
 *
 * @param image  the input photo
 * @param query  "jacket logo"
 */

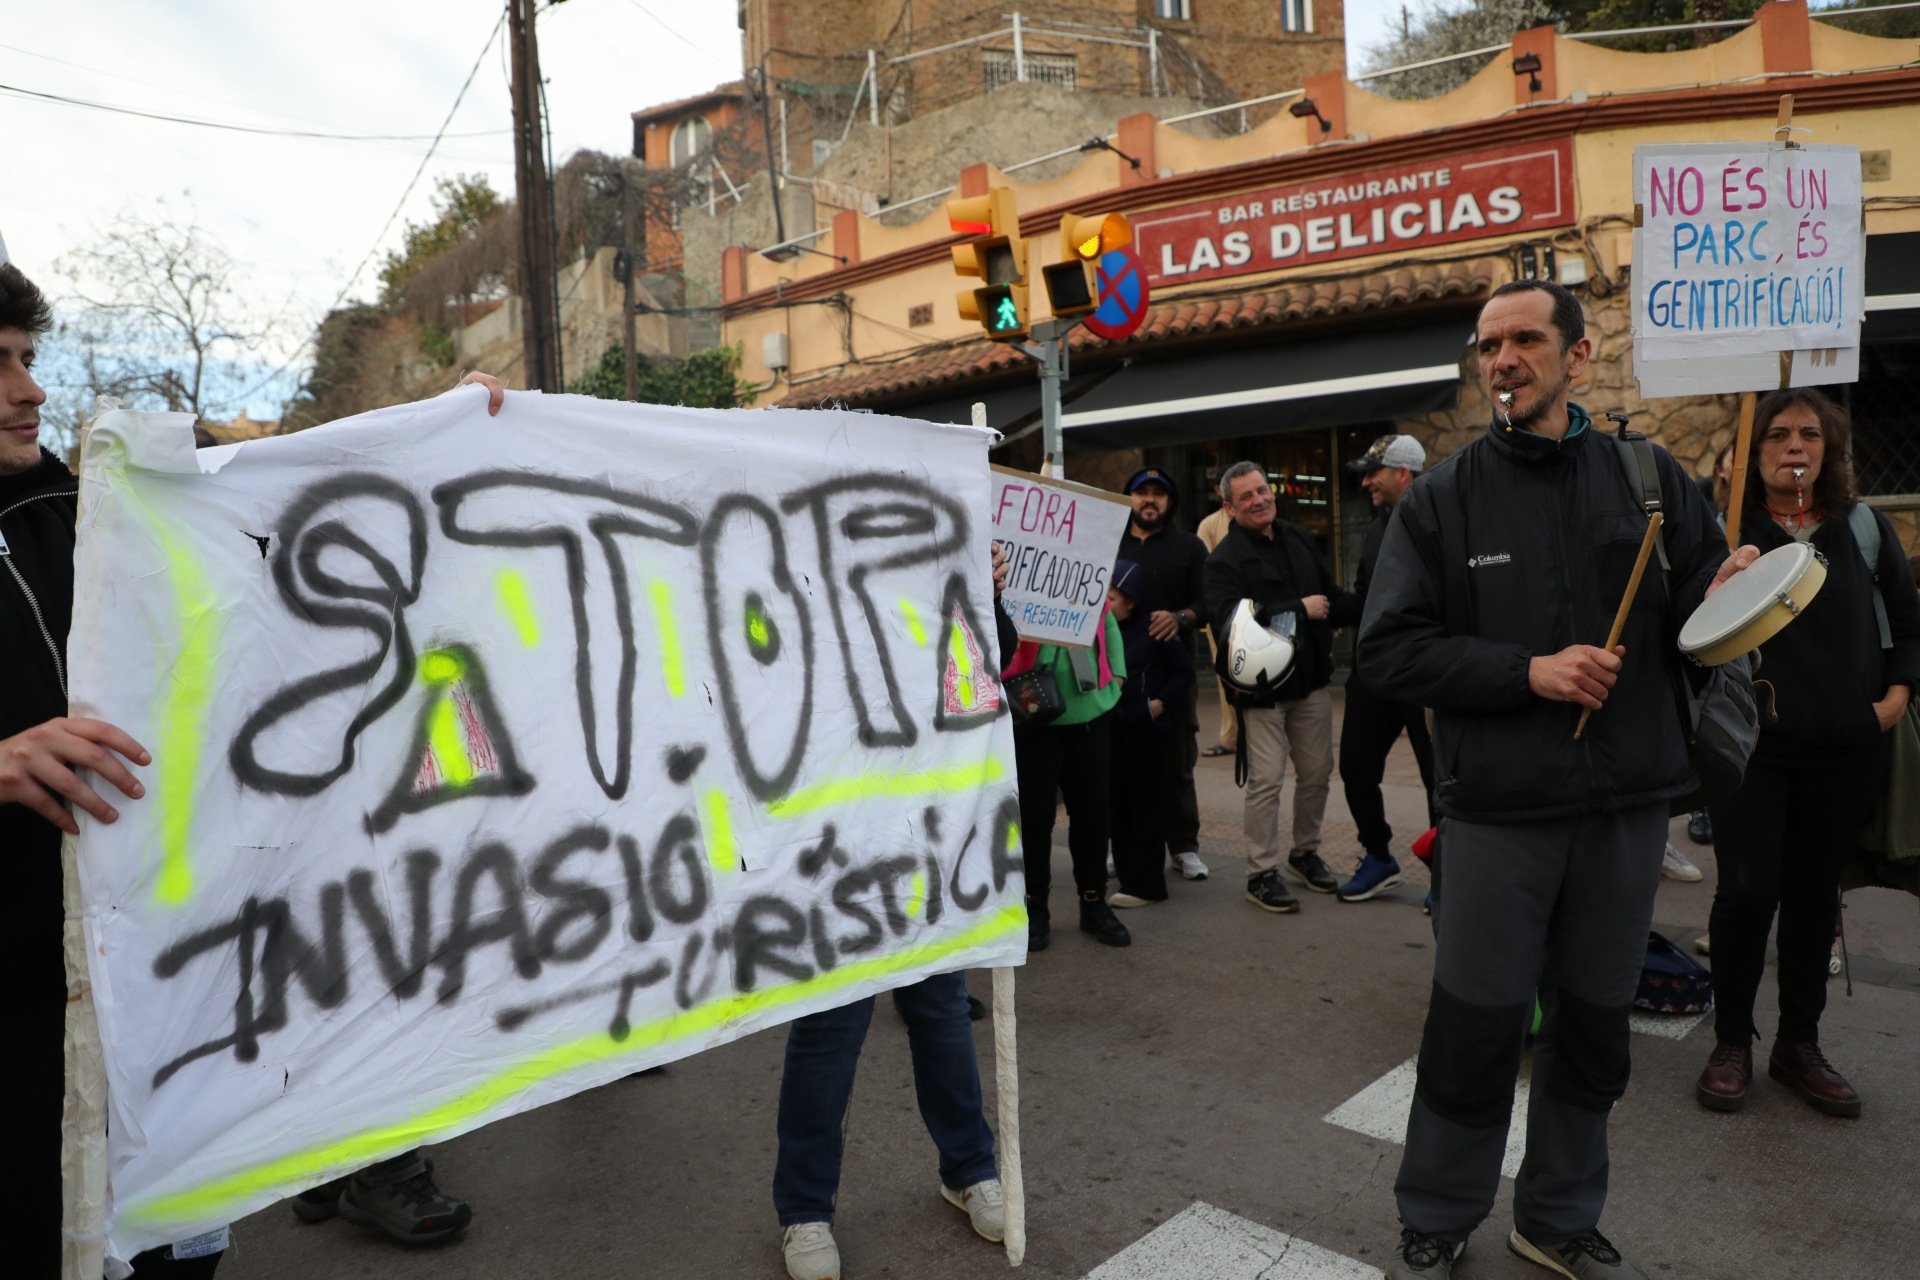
xmin=1466 ymin=552 xmax=1513 ymax=568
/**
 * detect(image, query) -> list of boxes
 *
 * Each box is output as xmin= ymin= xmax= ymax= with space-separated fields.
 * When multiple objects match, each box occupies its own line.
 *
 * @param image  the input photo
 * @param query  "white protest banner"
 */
xmin=69 ymin=390 xmax=1024 ymax=1265
xmin=988 ymin=466 xmax=1131 ymax=648
xmin=1632 ymin=141 xmax=1862 ymax=396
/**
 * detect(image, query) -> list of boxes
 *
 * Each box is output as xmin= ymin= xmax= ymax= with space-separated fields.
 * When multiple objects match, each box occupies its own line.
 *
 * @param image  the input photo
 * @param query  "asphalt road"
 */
xmin=218 ymin=687 xmax=1919 ymax=1280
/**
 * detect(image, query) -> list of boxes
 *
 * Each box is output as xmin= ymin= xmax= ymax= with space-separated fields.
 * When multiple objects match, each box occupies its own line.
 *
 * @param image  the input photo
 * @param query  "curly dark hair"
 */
xmin=1747 ymin=388 xmax=1856 ymax=512
xmin=0 ymin=263 xmax=52 ymax=336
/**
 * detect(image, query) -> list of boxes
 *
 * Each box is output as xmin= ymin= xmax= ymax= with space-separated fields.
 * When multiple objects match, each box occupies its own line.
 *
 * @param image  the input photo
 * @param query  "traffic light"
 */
xmin=1042 ymin=211 xmax=1132 ymax=320
xmin=947 ymin=187 xmax=1029 ymax=340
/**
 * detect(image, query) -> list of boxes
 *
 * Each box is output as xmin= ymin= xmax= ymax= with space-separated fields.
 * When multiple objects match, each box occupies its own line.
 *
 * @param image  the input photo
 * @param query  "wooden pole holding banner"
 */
xmin=1724 ymin=95 xmax=1803 ymax=552
xmin=62 ymin=418 xmax=109 ymax=1280
xmin=1574 ymin=512 xmax=1663 ymax=740
xmin=975 ymin=396 xmax=1027 ymax=1266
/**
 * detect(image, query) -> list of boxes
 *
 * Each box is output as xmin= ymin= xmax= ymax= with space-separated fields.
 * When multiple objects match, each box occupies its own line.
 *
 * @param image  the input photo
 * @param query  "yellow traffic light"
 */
xmin=1061 ymin=211 xmax=1131 ymax=262
xmin=947 ymin=186 xmax=1028 ymax=340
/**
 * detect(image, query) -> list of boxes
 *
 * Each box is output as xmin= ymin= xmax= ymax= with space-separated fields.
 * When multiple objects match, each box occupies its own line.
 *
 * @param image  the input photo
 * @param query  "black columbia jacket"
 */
xmin=1 ymin=449 xmax=77 ymax=997
xmin=1358 ymin=408 xmax=1728 ymax=823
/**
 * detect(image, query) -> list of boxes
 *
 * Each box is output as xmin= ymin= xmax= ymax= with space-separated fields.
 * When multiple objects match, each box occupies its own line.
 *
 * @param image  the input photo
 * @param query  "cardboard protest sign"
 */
xmin=1632 ymin=141 xmax=1863 ymax=396
xmin=69 ymin=391 xmax=1023 ymax=1264
xmin=989 ymin=466 xmax=1131 ymax=648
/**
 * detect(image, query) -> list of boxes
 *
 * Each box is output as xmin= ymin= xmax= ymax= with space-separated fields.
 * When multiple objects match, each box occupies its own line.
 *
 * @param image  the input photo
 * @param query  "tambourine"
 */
xmin=1678 ymin=541 xmax=1826 ymax=666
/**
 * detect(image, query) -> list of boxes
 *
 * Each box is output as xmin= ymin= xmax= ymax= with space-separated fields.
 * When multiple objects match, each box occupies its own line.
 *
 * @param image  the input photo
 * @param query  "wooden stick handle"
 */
xmin=1574 ymin=511 xmax=1663 ymax=740
xmin=1725 ymin=392 xmax=1757 ymax=552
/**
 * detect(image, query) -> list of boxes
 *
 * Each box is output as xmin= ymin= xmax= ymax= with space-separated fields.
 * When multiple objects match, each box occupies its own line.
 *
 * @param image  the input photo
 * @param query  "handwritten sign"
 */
xmin=69 ymin=392 xmax=1024 ymax=1266
xmin=1632 ymin=141 xmax=1863 ymax=395
xmin=988 ymin=466 xmax=1131 ymax=647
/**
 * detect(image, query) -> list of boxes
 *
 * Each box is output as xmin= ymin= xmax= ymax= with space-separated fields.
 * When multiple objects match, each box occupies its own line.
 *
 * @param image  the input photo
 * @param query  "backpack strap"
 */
xmin=1847 ymin=502 xmax=1892 ymax=650
xmin=1610 ymin=428 xmax=1671 ymax=573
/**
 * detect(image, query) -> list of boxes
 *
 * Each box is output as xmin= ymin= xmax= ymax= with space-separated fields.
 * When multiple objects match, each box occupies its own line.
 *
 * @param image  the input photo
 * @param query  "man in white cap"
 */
xmin=1337 ymin=435 xmax=1436 ymax=903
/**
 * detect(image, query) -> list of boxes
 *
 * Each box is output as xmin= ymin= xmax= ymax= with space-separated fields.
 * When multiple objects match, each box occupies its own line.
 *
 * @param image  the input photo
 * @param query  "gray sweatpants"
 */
xmin=1395 ymin=803 xmax=1666 ymax=1244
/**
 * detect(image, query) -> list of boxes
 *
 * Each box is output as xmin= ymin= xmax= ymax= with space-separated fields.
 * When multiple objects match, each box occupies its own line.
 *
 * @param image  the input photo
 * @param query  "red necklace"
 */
xmin=1763 ymin=500 xmax=1823 ymax=533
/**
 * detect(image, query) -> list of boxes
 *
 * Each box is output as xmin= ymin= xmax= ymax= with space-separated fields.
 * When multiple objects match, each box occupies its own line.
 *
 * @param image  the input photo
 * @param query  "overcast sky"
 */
xmin=0 ymin=2 xmax=1495 ymax=417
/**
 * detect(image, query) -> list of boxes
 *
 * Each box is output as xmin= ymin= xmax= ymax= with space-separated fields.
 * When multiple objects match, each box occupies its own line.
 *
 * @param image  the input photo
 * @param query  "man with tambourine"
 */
xmin=1358 ymin=279 xmax=1765 ymax=1280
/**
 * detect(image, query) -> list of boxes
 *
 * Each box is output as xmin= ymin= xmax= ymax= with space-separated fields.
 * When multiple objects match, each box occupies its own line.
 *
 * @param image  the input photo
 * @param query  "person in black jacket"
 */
xmin=1337 ymin=434 xmax=1436 ymax=903
xmin=1358 ymin=279 xmax=1760 ymax=1280
xmin=1115 ymin=466 xmax=1211 ymax=883
xmin=1104 ymin=559 xmax=1195 ymax=908
xmin=1203 ymin=461 xmax=1360 ymax=914
xmin=1694 ymin=389 xmax=1920 ymax=1120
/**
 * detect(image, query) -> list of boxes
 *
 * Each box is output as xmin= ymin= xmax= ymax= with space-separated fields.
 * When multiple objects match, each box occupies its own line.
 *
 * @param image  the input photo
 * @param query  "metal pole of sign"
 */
xmin=1026 ymin=318 xmax=1072 ymax=480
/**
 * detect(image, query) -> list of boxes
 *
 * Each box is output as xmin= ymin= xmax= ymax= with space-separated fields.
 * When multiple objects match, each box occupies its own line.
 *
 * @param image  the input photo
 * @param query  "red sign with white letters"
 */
xmin=1131 ymin=137 xmax=1576 ymax=288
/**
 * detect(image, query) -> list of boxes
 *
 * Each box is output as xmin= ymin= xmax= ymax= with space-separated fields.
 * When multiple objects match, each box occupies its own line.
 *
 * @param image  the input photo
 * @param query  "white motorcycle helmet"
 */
xmin=1224 ymin=599 xmax=1297 ymax=693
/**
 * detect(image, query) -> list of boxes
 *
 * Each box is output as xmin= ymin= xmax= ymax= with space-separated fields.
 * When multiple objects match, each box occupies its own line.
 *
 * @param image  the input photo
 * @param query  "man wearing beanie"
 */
xmin=1115 ymin=466 xmax=1211 ymax=883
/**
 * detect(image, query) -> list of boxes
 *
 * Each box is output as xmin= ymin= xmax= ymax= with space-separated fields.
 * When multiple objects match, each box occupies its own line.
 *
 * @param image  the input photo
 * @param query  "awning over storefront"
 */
xmin=1059 ymin=319 xmax=1471 ymax=449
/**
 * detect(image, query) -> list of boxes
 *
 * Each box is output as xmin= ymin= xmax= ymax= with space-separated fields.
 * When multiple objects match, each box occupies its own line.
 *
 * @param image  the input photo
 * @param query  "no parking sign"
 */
xmin=1084 ymin=247 xmax=1149 ymax=340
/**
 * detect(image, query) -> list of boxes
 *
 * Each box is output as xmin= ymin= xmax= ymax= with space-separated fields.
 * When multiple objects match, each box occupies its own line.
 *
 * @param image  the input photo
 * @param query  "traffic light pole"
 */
xmin=1020 ymin=318 xmax=1076 ymax=480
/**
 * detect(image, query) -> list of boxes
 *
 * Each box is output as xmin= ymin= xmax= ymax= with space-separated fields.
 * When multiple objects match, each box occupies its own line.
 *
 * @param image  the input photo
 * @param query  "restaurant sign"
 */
xmin=1132 ymin=137 xmax=1575 ymax=288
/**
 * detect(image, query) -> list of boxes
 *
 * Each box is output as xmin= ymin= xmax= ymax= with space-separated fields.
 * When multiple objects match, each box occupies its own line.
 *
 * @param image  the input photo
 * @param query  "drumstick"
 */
xmin=1574 ymin=511 xmax=1663 ymax=740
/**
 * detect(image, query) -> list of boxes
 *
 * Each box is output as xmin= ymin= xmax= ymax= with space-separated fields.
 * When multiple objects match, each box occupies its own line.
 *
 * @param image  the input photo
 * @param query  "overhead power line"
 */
xmin=0 ymin=79 xmax=510 ymax=143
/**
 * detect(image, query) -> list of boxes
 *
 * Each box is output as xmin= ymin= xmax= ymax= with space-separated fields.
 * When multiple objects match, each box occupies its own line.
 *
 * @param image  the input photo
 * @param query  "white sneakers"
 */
xmin=1173 ymin=851 xmax=1209 ymax=880
xmin=782 ymin=1222 xmax=840 ymax=1280
xmin=783 ymin=1178 xmax=1003 ymax=1279
xmin=1661 ymin=843 xmax=1703 ymax=882
xmin=941 ymin=1177 xmax=1006 ymax=1242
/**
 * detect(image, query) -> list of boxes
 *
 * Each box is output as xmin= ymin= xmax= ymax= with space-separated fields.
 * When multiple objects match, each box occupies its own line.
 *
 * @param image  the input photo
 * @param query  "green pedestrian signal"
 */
xmin=971 ymin=283 xmax=1030 ymax=340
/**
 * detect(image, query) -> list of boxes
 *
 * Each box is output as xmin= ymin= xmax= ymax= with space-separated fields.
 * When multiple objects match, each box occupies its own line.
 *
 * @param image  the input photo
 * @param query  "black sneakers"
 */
xmin=1387 ymin=1228 xmax=1465 ymax=1278
xmin=1286 ymin=849 xmax=1340 ymax=893
xmin=293 ymin=1153 xmax=472 ymax=1245
xmin=1508 ymin=1227 xmax=1648 ymax=1278
xmin=1245 ymin=869 xmax=1299 ymax=913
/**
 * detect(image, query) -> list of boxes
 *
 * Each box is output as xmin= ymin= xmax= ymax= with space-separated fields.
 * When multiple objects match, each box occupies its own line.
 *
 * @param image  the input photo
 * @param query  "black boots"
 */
xmin=1079 ymin=889 xmax=1131 ymax=947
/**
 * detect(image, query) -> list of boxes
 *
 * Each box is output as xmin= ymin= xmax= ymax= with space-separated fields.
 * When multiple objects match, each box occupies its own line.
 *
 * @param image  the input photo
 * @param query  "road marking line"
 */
xmin=1323 ymin=1058 xmax=1532 ymax=1180
xmin=1084 ymin=1202 xmax=1381 ymax=1279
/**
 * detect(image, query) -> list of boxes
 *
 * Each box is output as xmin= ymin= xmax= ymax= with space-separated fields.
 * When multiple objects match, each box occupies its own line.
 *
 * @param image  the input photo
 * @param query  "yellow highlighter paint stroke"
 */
xmin=648 ymin=580 xmax=685 ymax=697
xmin=701 ymin=788 xmax=738 ymax=874
xmin=494 ymin=568 xmax=541 ymax=647
xmin=126 ymin=904 xmax=1028 ymax=1230
xmin=764 ymin=756 xmax=1005 ymax=820
xmin=126 ymin=495 xmax=220 ymax=907
xmin=898 ymin=597 xmax=927 ymax=646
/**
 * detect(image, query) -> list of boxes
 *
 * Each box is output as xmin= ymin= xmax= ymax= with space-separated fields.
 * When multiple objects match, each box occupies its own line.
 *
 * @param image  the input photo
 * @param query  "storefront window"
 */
xmin=1845 ymin=337 xmax=1920 ymax=501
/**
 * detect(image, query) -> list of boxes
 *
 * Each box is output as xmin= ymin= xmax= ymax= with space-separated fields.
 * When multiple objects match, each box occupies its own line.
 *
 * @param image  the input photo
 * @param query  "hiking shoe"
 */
xmin=941 ymin=1177 xmax=1005 ymax=1242
xmin=1686 ymin=808 xmax=1713 ymax=845
xmin=1079 ymin=891 xmax=1131 ymax=946
xmin=1508 ymin=1227 xmax=1647 ymax=1278
xmin=1660 ymin=843 xmax=1703 ymax=882
xmin=1246 ymin=869 xmax=1299 ymax=913
xmin=291 ymin=1178 xmax=348 ymax=1223
xmin=1338 ymin=852 xmax=1403 ymax=902
xmin=1173 ymin=851 xmax=1209 ymax=880
xmin=1388 ymin=1228 xmax=1465 ymax=1278
xmin=1695 ymin=1041 xmax=1752 ymax=1112
xmin=1285 ymin=849 xmax=1339 ymax=893
xmin=336 ymin=1158 xmax=471 ymax=1245
xmin=1768 ymin=1039 xmax=1862 ymax=1117
xmin=1027 ymin=906 xmax=1050 ymax=952
xmin=782 ymin=1222 xmax=841 ymax=1280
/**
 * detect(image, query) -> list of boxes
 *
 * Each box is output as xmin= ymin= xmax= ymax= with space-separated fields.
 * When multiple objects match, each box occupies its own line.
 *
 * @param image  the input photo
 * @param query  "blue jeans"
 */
xmin=773 ymin=971 xmax=997 ymax=1225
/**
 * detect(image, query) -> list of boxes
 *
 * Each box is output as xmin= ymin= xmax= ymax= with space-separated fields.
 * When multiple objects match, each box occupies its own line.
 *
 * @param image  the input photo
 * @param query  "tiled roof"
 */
xmin=630 ymin=81 xmax=746 ymax=126
xmin=777 ymin=259 xmax=1498 ymax=409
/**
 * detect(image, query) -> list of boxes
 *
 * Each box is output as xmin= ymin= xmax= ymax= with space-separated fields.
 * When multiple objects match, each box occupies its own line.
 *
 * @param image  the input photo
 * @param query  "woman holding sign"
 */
xmin=1695 ymin=389 xmax=1920 ymax=1118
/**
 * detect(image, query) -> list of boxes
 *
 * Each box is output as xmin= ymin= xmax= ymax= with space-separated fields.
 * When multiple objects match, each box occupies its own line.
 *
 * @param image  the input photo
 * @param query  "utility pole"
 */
xmin=509 ymin=0 xmax=561 ymax=390
xmin=620 ymin=162 xmax=643 ymax=401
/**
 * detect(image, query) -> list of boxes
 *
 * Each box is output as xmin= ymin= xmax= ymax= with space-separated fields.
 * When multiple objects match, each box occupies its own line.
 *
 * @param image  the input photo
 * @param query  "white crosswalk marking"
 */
xmin=1323 ymin=1058 xmax=1532 ymax=1179
xmin=1084 ymin=1202 xmax=1381 ymax=1279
